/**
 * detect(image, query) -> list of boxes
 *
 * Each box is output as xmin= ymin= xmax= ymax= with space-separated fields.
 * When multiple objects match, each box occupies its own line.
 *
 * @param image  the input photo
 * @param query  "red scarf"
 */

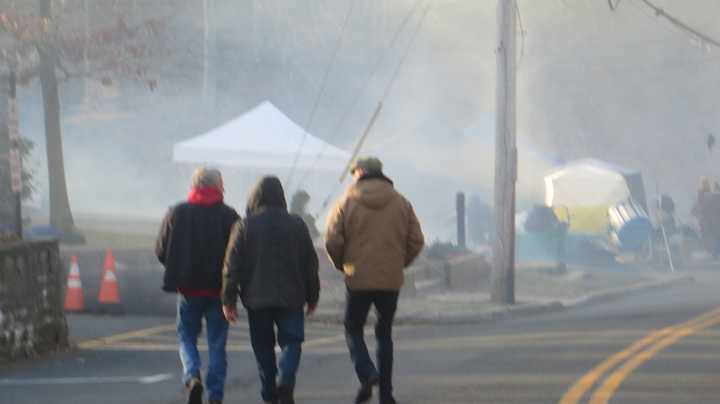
xmin=188 ymin=186 xmax=224 ymax=206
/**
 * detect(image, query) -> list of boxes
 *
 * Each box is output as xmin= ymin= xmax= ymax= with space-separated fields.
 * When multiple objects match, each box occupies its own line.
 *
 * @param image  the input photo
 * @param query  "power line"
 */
xmin=638 ymin=0 xmax=720 ymax=48
xmin=380 ymin=3 xmax=432 ymax=101
xmin=516 ymin=0 xmax=526 ymax=62
xmin=285 ymin=0 xmax=357 ymax=189
xmin=353 ymin=3 xmax=443 ymax=151
xmin=616 ymin=0 xmax=720 ymax=50
xmin=353 ymin=1 xmax=432 ymax=149
xmin=312 ymin=2 xmax=433 ymax=216
xmin=295 ymin=0 xmax=425 ymax=187
xmin=624 ymin=0 xmax=687 ymax=38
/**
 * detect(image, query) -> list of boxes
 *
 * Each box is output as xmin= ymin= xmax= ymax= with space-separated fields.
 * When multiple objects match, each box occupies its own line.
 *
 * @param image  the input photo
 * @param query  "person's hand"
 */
xmin=306 ymin=303 xmax=317 ymax=318
xmin=223 ymin=305 xmax=238 ymax=324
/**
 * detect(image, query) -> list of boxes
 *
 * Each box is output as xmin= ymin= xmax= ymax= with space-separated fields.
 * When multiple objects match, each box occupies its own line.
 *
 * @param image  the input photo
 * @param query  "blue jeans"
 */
xmin=345 ymin=289 xmax=399 ymax=399
xmin=177 ymin=295 xmax=229 ymax=401
xmin=247 ymin=308 xmax=305 ymax=402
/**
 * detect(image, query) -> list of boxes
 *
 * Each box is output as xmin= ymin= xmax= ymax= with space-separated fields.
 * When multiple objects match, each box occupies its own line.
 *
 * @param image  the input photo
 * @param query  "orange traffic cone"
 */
xmin=64 ymin=256 xmax=84 ymax=312
xmin=98 ymin=249 xmax=122 ymax=313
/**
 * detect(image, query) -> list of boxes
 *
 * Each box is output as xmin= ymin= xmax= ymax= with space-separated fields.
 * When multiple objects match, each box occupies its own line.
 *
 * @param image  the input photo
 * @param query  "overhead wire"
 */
xmin=624 ymin=0 xmax=695 ymax=43
xmin=638 ymin=0 xmax=720 ymax=49
xmin=379 ymin=2 xmax=432 ymax=102
xmin=342 ymin=1 xmax=433 ymax=151
xmin=313 ymin=2 xmax=434 ymax=215
xmin=516 ymin=0 xmax=527 ymax=63
xmin=616 ymin=0 xmax=720 ymax=50
xmin=366 ymin=3 xmax=450 ymax=150
xmin=285 ymin=0 xmax=357 ymax=189
xmin=373 ymin=1 xmax=525 ymax=151
xmin=295 ymin=0 xmax=425 ymax=187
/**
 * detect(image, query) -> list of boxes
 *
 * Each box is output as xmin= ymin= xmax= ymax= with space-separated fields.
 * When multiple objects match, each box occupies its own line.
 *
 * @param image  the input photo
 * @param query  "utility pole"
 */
xmin=491 ymin=0 xmax=517 ymax=305
xmin=456 ymin=192 xmax=466 ymax=249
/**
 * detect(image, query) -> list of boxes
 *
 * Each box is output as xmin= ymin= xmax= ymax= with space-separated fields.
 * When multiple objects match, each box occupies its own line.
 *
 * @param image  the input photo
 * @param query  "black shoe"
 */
xmin=186 ymin=377 xmax=204 ymax=404
xmin=209 ymin=401 xmax=222 ymax=404
xmin=277 ymin=384 xmax=295 ymax=404
xmin=354 ymin=375 xmax=379 ymax=404
xmin=380 ymin=396 xmax=397 ymax=404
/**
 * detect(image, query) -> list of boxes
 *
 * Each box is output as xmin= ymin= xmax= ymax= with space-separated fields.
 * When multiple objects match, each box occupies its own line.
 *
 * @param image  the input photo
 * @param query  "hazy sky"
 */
xmin=11 ymin=0 xmax=720 ymax=239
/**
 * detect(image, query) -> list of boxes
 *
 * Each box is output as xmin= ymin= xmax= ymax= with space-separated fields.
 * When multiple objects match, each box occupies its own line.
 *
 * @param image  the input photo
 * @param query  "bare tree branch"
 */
xmin=1 ymin=1 xmax=174 ymax=86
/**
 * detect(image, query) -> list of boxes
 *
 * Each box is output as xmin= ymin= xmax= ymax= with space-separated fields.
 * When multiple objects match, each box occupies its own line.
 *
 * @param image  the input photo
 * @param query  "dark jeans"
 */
xmin=345 ymin=289 xmax=399 ymax=399
xmin=177 ymin=295 xmax=229 ymax=401
xmin=247 ymin=307 xmax=305 ymax=402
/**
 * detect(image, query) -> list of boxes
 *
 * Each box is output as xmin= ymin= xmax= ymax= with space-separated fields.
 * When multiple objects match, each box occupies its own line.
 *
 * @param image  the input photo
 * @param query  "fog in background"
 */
xmin=15 ymin=0 xmax=720 ymax=241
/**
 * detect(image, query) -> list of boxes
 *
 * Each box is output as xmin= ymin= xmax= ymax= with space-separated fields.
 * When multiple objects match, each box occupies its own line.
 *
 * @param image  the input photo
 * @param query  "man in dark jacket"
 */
xmin=222 ymin=176 xmax=319 ymax=404
xmin=156 ymin=167 xmax=239 ymax=404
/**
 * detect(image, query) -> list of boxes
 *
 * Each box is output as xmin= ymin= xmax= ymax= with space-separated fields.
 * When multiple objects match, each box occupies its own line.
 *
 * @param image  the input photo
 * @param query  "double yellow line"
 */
xmin=559 ymin=306 xmax=720 ymax=404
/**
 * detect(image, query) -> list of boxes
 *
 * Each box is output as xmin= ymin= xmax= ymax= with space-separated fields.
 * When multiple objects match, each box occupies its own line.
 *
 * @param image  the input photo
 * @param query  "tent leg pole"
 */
xmin=660 ymin=221 xmax=675 ymax=273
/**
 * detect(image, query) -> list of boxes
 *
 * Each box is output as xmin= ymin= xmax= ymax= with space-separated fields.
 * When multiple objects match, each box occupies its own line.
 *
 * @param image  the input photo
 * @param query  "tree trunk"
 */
xmin=0 ymin=78 xmax=14 ymax=232
xmin=39 ymin=0 xmax=81 ymax=240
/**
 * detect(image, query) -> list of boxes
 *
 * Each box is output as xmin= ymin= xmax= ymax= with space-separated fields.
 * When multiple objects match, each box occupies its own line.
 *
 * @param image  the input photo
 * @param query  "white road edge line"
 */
xmin=139 ymin=374 xmax=174 ymax=384
xmin=0 ymin=373 xmax=174 ymax=386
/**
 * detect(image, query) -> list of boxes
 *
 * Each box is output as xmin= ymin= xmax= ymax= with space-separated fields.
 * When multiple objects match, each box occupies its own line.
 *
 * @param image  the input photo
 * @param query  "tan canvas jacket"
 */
xmin=325 ymin=176 xmax=424 ymax=291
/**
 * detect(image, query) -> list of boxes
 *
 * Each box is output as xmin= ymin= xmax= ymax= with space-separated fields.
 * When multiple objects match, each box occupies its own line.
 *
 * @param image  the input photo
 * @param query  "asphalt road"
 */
xmin=2 ymin=270 xmax=720 ymax=404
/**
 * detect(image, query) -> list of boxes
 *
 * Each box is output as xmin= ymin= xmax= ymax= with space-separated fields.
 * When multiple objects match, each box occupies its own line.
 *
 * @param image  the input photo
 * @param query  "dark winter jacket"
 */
xmin=156 ymin=201 xmax=239 ymax=293
xmin=222 ymin=176 xmax=320 ymax=310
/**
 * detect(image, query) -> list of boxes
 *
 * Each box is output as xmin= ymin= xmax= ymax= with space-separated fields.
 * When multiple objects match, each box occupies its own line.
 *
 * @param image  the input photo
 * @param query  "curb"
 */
xmin=559 ymin=274 xmax=695 ymax=308
xmin=393 ymin=301 xmax=566 ymax=325
xmin=305 ymin=274 xmax=695 ymax=326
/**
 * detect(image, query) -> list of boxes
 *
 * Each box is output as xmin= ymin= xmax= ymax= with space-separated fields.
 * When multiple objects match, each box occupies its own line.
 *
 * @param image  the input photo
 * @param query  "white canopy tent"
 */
xmin=173 ymin=102 xmax=351 ymax=216
xmin=544 ymin=159 xmax=652 ymax=251
xmin=173 ymin=101 xmax=350 ymax=172
xmin=544 ymin=159 xmax=642 ymax=208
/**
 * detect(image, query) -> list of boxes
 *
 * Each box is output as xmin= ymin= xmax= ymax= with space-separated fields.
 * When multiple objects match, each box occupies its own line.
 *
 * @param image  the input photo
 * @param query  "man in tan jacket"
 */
xmin=325 ymin=157 xmax=424 ymax=404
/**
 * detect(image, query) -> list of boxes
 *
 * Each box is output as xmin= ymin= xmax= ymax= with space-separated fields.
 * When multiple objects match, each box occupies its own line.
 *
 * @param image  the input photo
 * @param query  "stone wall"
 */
xmin=0 ymin=240 xmax=69 ymax=361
